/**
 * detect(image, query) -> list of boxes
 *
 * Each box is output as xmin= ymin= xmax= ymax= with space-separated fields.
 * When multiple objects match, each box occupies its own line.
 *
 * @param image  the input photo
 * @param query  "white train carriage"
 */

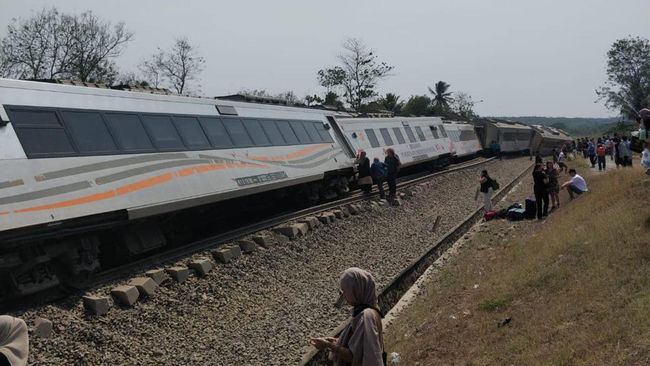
xmin=473 ymin=118 xmax=533 ymax=153
xmin=0 ymin=79 xmax=357 ymax=295
xmin=441 ymin=120 xmax=483 ymax=158
xmin=333 ymin=117 xmax=454 ymax=168
xmin=530 ymin=125 xmax=573 ymax=156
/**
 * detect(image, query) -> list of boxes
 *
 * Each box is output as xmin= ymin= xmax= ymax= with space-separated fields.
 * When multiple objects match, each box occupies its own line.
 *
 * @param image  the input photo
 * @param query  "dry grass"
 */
xmin=385 ymin=161 xmax=650 ymax=365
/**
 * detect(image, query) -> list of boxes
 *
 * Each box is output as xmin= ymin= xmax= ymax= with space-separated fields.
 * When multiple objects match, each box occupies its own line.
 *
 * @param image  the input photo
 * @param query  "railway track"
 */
xmin=299 ymin=158 xmax=534 ymax=366
xmin=3 ymin=156 xmax=494 ymax=313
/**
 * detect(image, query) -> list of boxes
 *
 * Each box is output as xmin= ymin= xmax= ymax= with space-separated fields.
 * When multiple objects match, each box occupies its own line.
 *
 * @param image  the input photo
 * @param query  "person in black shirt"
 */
xmin=355 ymin=151 xmax=372 ymax=195
xmin=479 ymin=170 xmax=494 ymax=211
xmin=532 ymin=163 xmax=549 ymax=220
xmin=384 ymin=148 xmax=401 ymax=199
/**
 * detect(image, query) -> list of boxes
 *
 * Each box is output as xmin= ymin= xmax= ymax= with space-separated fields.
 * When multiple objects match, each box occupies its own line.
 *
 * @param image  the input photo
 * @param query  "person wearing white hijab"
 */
xmin=310 ymin=267 xmax=384 ymax=366
xmin=0 ymin=316 xmax=28 ymax=366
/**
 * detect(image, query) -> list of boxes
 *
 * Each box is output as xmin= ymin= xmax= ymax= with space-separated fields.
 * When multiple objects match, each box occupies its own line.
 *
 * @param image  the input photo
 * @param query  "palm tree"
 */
xmin=378 ymin=93 xmax=402 ymax=113
xmin=428 ymin=81 xmax=453 ymax=111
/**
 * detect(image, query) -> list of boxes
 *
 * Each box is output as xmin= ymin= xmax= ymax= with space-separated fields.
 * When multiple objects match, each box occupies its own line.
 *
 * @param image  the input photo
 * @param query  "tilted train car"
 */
xmin=529 ymin=125 xmax=573 ymax=156
xmin=0 ymin=78 xmax=359 ymax=296
xmin=441 ymin=120 xmax=483 ymax=159
xmin=472 ymin=118 xmax=533 ymax=154
xmin=334 ymin=117 xmax=455 ymax=168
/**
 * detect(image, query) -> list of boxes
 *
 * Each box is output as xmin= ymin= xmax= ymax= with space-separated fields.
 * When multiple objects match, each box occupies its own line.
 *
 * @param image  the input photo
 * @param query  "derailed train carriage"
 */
xmin=529 ymin=125 xmax=573 ymax=156
xmin=0 ymin=79 xmax=484 ymax=298
xmin=472 ymin=118 xmax=534 ymax=154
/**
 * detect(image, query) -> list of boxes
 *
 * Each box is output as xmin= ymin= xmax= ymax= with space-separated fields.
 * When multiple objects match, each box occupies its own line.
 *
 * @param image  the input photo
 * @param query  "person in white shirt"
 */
xmin=561 ymin=169 xmax=588 ymax=199
xmin=557 ymin=151 xmax=568 ymax=174
xmin=641 ymin=142 xmax=650 ymax=177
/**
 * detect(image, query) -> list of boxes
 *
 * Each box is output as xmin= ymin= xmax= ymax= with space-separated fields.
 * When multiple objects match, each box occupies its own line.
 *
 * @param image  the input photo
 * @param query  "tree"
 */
xmin=377 ymin=93 xmax=403 ymax=114
xmin=400 ymin=95 xmax=432 ymax=116
xmin=0 ymin=8 xmax=133 ymax=83
xmin=317 ymin=38 xmax=393 ymax=111
xmin=141 ymin=37 xmax=205 ymax=95
xmin=428 ymin=81 xmax=453 ymax=112
xmin=304 ymin=94 xmax=323 ymax=106
xmin=323 ymin=91 xmax=344 ymax=109
xmin=449 ymin=91 xmax=477 ymax=119
xmin=596 ymin=36 xmax=650 ymax=119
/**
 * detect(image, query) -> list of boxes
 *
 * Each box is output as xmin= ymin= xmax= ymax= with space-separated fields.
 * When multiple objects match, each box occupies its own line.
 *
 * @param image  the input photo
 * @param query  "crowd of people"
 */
xmin=355 ymin=148 xmax=401 ymax=200
xmin=574 ymin=134 xmax=634 ymax=170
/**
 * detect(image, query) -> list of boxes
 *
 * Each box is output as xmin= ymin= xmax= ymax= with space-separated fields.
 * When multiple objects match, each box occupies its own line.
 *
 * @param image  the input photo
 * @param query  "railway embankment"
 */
xmin=384 ymin=160 xmax=650 ymax=365
xmin=17 ymin=157 xmax=531 ymax=366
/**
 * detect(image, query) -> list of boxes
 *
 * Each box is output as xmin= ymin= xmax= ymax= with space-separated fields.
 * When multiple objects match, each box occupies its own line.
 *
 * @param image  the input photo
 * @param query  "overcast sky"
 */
xmin=2 ymin=0 xmax=649 ymax=117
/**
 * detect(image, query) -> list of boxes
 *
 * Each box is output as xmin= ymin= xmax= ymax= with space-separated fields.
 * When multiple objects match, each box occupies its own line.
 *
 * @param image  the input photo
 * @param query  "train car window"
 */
xmin=315 ymin=123 xmax=334 ymax=143
xmin=243 ymin=119 xmax=271 ymax=146
xmin=289 ymin=121 xmax=312 ymax=143
xmin=199 ymin=117 xmax=233 ymax=148
xmin=517 ymin=132 xmax=530 ymax=140
xmin=404 ymin=126 xmax=417 ymax=143
xmin=414 ymin=126 xmax=426 ymax=141
xmin=276 ymin=120 xmax=300 ymax=145
xmin=392 ymin=128 xmax=406 ymax=144
xmin=8 ymin=108 xmax=76 ymax=157
xmin=303 ymin=121 xmax=322 ymax=142
xmin=431 ymin=128 xmax=440 ymax=139
xmin=460 ymin=130 xmax=475 ymax=141
xmin=260 ymin=120 xmax=286 ymax=145
xmin=379 ymin=128 xmax=394 ymax=146
xmin=10 ymin=109 xmax=61 ymax=127
xmin=172 ymin=116 xmax=211 ymax=150
xmin=105 ymin=113 xmax=155 ymax=152
xmin=438 ymin=125 xmax=448 ymax=138
xmin=222 ymin=117 xmax=254 ymax=147
xmin=365 ymin=129 xmax=380 ymax=147
xmin=141 ymin=115 xmax=185 ymax=150
xmin=62 ymin=111 xmax=119 ymax=154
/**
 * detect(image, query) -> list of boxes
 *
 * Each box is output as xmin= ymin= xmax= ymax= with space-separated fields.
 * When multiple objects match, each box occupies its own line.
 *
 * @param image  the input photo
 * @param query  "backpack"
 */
xmin=507 ymin=208 xmax=526 ymax=221
xmin=484 ymin=210 xmax=497 ymax=221
xmin=491 ymin=179 xmax=500 ymax=190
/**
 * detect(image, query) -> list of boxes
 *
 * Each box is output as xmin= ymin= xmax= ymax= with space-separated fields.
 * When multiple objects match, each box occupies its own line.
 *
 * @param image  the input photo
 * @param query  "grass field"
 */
xmin=384 ymin=159 xmax=650 ymax=365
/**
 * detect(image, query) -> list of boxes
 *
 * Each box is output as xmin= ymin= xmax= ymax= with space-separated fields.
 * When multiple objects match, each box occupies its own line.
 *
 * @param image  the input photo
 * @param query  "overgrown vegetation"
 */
xmin=385 ymin=163 xmax=650 ymax=365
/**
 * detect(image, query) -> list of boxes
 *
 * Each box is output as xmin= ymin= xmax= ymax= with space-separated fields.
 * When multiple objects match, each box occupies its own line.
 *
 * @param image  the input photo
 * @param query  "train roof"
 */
xmin=0 ymin=78 xmax=350 ymax=118
xmin=336 ymin=116 xmax=443 ymax=124
xmin=472 ymin=117 xmax=532 ymax=130
xmin=531 ymin=124 xmax=573 ymax=140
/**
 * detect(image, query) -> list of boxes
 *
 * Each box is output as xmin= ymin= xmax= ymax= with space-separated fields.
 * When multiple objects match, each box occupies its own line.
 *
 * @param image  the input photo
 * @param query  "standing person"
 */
xmin=355 ymin=151 xmax=372 ymax=195
xmin=561 ymin=169 xmax=589 ymax=199
xmin=618 ymin=136 xmax=632 ymax=167
xmin=309 ymin=267 xmax=385 ymax=366
xmin=535 ymin=152 xmax=543 ymax=165
xmin=384 ymin=148 xmax=400 ymax=199
xmin=370 ymin=158 xmax=387 ymax=199
xmin=532 ymin=164 xmax=549 ymax=220
xmin=0 ymin=315 xmax=29 ymax=366
xmin=606 ymin=137 xmax=614 ymax=161
xmin=596 ymin=143 xmax=607 ymax=171
xmin=613 ymin=133 xmax=621 ymax=167
xmin=587 ymin=140 xmax=596 ymax=168
xmin=641 ymin=142 xmax=650 ymax=177
xmin=479 ymin=170 xmax=495 ymax=212
xmin=557 ymin=150 xmax=568 ymax=174
xmin=545 ymin=161 xmax=560 ymax=210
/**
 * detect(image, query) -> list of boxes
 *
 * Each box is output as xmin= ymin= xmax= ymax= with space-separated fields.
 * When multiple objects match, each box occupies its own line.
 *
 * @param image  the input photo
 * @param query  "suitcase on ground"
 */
xmin=525 ymin=199 xmax=536 ymax=220
xmin=484 ymin=210 xmax=497 ymax=221
xmin=507 ymin=208 xmax=526 ymax=221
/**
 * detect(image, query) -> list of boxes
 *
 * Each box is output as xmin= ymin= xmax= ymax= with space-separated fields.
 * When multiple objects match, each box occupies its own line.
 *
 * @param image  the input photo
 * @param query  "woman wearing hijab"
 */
xmin=355 ymin=151 xmax=372 ymax=195
xmin=310 ymin=267 xmax=384 ymax=366
xmin=0 ymin=315 xmax=29 ymax=366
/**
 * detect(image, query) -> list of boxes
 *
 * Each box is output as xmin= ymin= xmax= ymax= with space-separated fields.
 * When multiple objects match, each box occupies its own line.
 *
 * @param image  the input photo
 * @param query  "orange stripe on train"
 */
xmin=13 ymin=162 xmax=267 ymax=214
xmin=248 ymin=144 xmax=328 ymax=162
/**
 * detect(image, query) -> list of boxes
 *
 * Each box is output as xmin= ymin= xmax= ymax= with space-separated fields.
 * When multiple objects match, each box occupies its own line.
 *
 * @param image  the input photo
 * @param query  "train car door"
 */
xmin=326 ymin=116 xmax=355 ymax=158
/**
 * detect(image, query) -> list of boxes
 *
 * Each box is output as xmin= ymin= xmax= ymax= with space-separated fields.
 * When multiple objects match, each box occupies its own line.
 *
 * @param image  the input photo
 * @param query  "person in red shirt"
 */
xmin=596 ymin=143 xmax=606 ymax=171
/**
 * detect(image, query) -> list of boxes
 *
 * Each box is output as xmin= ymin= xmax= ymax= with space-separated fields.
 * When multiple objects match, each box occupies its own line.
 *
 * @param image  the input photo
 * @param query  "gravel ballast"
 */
xmin=17 ymin=157 xmax=532 ymax=366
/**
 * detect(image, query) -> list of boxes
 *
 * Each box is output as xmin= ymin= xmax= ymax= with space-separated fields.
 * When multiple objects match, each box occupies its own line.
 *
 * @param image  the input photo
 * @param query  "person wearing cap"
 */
xmin=0 ymin=315 xmax=29 ymax=366
xmin=309 ymin=267 xmax=385 ymax=366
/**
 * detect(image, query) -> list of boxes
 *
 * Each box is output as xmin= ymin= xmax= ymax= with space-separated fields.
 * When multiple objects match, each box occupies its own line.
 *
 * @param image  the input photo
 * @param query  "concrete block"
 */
xmin=128 ymin=277 xmax=157 ymax=297
xmin=145 ymin=269 xmax=169 ymax=285
xmin=332 ymin=210 xmax=344 ymax=219
xmin=82 ymin=295 xmax=111 ymax=316
xmin=33 ymin=318 xmax=53 ymax=338
xmin=189 ymin=258 xmax=213 ymax=276
xmin=166 ymin=266 xmax=190 ymax=283
xmin=212 ymin=248 xmax=233 ymax=263
xmin=299 ymin=216 xmax=320 ymax=230
xmin=273 ymin=223 xmax=308 ymax=239
xmin=252 ymin=234 xmax=272 ymax=248
xmin=345 ymin=204 xmax=358 ymax=215
xmin=111 ymin=285 xmax=140 ymax=306
xmin=353 ymin=204 xmax=364 ymax=212
xmin=339 ymin=207 xmax=350 ymax=217
xmin=317 ymin=214 xmax=331 ymax=224
xmin=228 ymin=245 xmax=242 ymax=259
xmin=238 ymin=239 xmax=257 ymax=253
